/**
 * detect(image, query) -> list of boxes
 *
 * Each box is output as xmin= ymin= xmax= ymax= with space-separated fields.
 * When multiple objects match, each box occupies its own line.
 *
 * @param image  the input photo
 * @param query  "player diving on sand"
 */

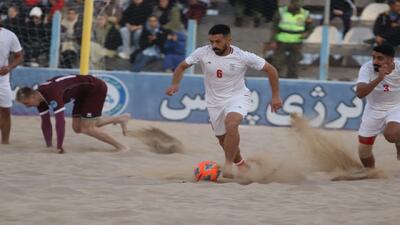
xmin=16 ymin=74 xmax=130 ymax=153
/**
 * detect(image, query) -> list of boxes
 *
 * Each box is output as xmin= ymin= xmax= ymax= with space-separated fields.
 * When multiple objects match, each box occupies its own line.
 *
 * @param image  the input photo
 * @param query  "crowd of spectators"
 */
xmin=0 ymin=0 xmax=398 ymax=75
xmin=0 ymin=0 xmax=208 ymax=71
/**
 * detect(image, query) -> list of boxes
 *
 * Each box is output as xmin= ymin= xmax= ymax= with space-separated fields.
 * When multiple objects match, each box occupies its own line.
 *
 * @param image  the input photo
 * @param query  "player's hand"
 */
xmin=165 ymin=84 xmax=179 ymax=96
xmin=0 ymin=66 xmax=10 ymax=75
xmin=378 ymin=63 xmax=393 ymax=79
xmin=270 ymin=95 xmax=283 ymax=112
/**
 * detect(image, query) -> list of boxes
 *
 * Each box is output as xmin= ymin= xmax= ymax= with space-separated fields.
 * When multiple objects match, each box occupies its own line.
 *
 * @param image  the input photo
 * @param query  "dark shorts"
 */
xmin=72 ymin=79 xmax=107 ymax=118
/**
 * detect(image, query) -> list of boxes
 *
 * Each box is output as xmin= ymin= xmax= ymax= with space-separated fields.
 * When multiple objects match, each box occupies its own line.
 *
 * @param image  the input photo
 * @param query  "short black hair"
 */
xmin=373 ymin=44 xmax=395 ymax=57
xmin=208 ymin=24 xmax=231 ymax=36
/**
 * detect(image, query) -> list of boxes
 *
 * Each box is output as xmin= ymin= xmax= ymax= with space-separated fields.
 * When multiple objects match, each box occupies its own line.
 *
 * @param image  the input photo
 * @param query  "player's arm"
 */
xmin=165 ymin=61 xmax=192 ymax=96
xmin=356 ymin=64 xmax=389 ymax=98
xmin=9 ymin=51 xmax=24 ymax=70
xmin=356 ymin=80 xmax=382 ymax=99
xmin=262 ymin=62 xmax=282 ymax=112
xmin=54 ymin=110 xmax=66 ymax=153
xmin=39 ymin=110 xmax=53 ymax=147
xmin=0 ymin=51 xmax=23 ymax=76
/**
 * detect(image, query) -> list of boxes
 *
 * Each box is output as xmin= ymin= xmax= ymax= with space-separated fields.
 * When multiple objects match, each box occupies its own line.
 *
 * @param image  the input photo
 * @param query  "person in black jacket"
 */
xmin=118 ymin=0 xmax=153 ymax=59
xmin=131 ymin=15 xmax=168 ymax=72
xmin=330 ymin=0 xmax=355 ymax=37
xmin=24 ymin=6 xmax=51 ymax=67
xmin=372 ymin=0 xmax=400 ymax=47
xmin=2 ymin=5 xmax=25 ymax=39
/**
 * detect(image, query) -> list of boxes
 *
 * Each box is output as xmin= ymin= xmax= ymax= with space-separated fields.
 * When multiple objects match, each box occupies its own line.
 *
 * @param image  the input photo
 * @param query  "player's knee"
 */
xmin=383 ymin=130 xmax=399 ymax=143
xmin=224 ymin=120 xmax=239 ymax=133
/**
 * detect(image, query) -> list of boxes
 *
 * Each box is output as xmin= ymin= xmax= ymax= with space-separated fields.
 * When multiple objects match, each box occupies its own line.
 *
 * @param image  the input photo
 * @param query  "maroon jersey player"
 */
xmin=16 ymin=75 xmax=130 ymax=153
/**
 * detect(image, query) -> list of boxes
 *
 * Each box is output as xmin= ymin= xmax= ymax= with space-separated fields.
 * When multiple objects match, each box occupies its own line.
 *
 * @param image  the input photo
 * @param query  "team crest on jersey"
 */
xmin=97 ymin=74 xmax=129 ymax=116
xmin=49 ymin=100 xmax=58 ymax=109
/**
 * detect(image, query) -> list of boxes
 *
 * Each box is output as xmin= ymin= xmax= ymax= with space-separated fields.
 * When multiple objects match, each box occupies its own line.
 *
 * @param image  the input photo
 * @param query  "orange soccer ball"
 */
xmin=194 ymin=160 xmax=221 ymax=182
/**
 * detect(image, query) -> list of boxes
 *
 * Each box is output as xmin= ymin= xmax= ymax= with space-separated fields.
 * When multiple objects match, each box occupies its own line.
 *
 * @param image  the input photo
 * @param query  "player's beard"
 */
xmin=213 ymin=45 xmax=228 ymax=56
xmin=373 ymin=64 xmax=380 ymax=72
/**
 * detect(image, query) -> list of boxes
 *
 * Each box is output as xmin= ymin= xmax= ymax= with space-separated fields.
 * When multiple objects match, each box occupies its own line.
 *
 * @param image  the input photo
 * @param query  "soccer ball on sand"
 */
xmin=194 ymin=160 xmax=221 ymax=182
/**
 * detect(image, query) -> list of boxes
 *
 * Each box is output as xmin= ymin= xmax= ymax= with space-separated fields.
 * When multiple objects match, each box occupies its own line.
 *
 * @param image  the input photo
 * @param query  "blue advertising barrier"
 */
xmin=11 ymin=67 xmax=364 ymax=130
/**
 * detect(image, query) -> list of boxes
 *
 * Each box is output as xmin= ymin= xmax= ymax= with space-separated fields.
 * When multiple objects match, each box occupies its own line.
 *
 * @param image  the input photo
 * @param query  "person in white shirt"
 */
xmin=166 ymin=24 xmax=282 ymax=178
xmin=0 ymin=27 xmax=24 ymax=144
xmin=356 ymin=44 xmax=400 ymax=168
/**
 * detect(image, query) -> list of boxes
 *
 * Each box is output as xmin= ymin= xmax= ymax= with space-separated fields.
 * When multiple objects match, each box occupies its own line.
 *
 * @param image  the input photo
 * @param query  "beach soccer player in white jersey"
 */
xmin=356 ymin=44 xmax=400 ymax=168
xmin=0 ymin=27 xmax=24 ymax=144
xmin=166 ymin=24 xmax=283 ymax=178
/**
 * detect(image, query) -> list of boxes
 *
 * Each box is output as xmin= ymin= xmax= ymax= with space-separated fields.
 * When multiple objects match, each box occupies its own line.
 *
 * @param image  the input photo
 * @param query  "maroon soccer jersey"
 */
xmin=37 ymin=75 xmax=108 ymax=118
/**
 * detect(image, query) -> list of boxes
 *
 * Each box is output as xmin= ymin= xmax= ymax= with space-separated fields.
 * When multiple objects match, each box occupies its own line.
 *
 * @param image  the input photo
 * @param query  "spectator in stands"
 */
xmin=24 ymin=6 xmax=51 ymax=67
xmin=183 ymin=0 xmax=208 ymax=26
xmin=372 ymin=0 xmax=400 ymax=47
xmin=119 ymin=0 xmax=152 ymax=59
xmin=131 ymin=16 xmax=168 ymax=72
xmin=163 ymin=31 xmax=185 ymax=72
xmin=94 ymin=0 xmax=123 ymax=25
xmin=46 ymin=0 xmax=65 ymax=22
xmin=153 ymin=0 xmax=184 ymax=32
xmin=0 ymin=1 xmax=25 ymax=20
xmin=91 ymin=14 xmax=122 ymax=70
xmin=64 ymin=0 xmax=83 ymax=15
xmin=267 ymin=0 xmax=312 ymax=78
xmin=60 ymin=7 xmax=80 ymax=68
xmin=330 ymin=0 xmax=355 ymax=37
xmin=2 ymin=5 xmax=25 ymax=38
xmin=229 ymin=0 xmax=264 ymax=27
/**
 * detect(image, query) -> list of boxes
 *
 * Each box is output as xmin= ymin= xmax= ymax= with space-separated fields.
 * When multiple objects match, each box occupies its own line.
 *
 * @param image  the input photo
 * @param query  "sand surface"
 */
xmin=0 ymin=116 xmax=399 ymax=225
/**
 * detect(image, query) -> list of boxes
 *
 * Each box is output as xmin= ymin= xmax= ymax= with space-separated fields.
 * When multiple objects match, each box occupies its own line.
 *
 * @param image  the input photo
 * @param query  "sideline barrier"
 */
xmin=11 ymin=67 xmax=364 ymax=130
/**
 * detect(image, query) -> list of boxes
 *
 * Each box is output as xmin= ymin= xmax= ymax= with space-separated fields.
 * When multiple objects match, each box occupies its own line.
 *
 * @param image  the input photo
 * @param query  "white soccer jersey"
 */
xmin=0 ymin=28 xmax=23 ymax=85
xmin=357 ymin=60 xmax=400 ymax=110
xmin=185 ymin=45 xmax=266 ymax=107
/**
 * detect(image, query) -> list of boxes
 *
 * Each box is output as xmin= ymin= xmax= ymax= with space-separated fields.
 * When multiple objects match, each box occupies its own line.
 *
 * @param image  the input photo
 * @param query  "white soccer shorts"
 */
xmin=0 ymin=83 xmax=12 ymax=108
xmin=358 ymin=104 xmax=400 ymax=137
xmin=207 ymin=93 xmax=251 ymax=136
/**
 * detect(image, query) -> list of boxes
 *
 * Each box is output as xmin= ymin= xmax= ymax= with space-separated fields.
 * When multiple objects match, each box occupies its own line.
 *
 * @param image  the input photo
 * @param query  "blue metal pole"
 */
xmin=49 ymin=11 xmax=61 ymax=68
xmin=186 ymin=19 xmax=197 ymax=74
xmin=319 ymin=0 xmax=331 ymax=80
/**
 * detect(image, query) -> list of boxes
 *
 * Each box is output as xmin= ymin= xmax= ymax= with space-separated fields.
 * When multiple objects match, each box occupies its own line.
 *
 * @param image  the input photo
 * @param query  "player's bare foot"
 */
xmin=115 ymin=113 xmax=130 ymax=136
xmin=222 ymin=163 xmax=234 ymax=179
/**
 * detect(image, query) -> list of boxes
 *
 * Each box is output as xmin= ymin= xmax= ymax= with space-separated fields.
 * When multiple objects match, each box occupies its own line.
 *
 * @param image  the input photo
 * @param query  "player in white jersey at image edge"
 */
xmin=356 ymin=44 xmax=400 ymax=168
xmin=0 ymin=26 xmax=24 ymax=145
xmin=166 ymin=24 xmax=282 ymax=178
